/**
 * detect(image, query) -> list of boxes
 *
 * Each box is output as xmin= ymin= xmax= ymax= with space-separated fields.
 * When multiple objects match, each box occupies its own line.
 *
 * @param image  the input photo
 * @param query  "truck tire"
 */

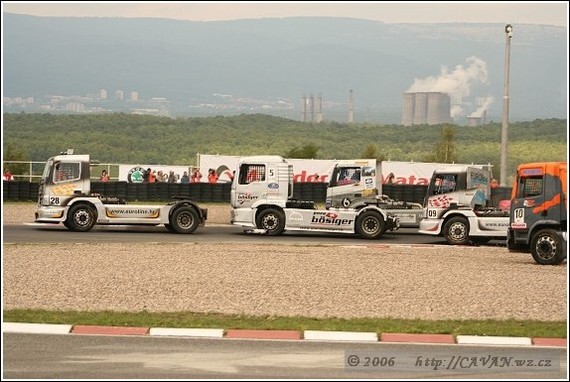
xmin=356 ymin=210 xmax=385 ymax=239
xmin=66 ymin=203 xmax=96 ymax=232
xmin=256 ymin=208 xmax=285 ymax=236
xmin=169 ymin=206 xmax=200 ymax=234
xmin=531 ymin=229 xmax=565 ymax=265
xmin=443 ymin=216 xmax=470 ymax=245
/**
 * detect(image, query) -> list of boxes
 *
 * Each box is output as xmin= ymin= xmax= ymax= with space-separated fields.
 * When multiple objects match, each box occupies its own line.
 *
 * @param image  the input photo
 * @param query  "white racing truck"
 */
xmin=230 ymin=155 xmax=406 ymax=239
xmin=418 ymin=165 xmax=510 ymax=245
xmin=34 ymin=150 xmax=208 ymax=233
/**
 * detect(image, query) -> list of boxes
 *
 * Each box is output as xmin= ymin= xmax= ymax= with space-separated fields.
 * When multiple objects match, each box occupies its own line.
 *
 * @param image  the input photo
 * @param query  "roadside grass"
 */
xmin=3 ymin=309 xmax=566 ymax=338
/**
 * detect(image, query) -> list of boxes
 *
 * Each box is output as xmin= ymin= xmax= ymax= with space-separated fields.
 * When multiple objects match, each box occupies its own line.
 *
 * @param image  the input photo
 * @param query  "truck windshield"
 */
xmin=517 ymin=176 xmax=543 ymax=198
xmin=239 ymin=164 xmax=265 ymax=184
xmin=432 ymin=174 xmax=457 ymax=195
xmin=53 ymin=161 xmax=81 ymax=183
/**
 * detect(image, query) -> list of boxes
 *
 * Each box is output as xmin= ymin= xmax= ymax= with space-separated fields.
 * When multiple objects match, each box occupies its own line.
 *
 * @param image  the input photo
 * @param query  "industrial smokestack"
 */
xmin=348 ymin=89 xmax=354 ymax=123
xmin=309 ymin=93 xmax=315 ymax=122
xmin=316 ymin=93 xmax=323 ymax=123
xmin=301 ymin=94 xmax=307 ymax=122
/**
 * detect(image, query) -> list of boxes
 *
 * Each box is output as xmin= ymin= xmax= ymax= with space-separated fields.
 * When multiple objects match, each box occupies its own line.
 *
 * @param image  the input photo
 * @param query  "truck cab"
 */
xmin=35 ymin=150 xmax=207 ymax=233
xmin=230 ymin=156 xmax=399 ymax=239
xmin=507 ymin=162 xmax=567 ymax=265
xmin=418 ymin=165 xmax=510 ymax=245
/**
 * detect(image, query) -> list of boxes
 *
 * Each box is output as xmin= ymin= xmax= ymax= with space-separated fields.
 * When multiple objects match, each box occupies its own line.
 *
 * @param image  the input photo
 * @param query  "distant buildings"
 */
xmin=402 ymin=92 xmax=452 ymax=126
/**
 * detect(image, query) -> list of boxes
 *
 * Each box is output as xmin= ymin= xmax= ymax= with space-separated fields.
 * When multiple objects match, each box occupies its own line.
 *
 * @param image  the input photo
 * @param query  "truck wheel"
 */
xmin=356 ymin=210 xmax=385 ymax=239
xmin=443 ymin=216 xmax=470 ymax=245
xmin=256 ymin=208 xmax=285 ymax=236
xmin=169 ymin=206 xmax=200 ymax=234
xmin=66 ymin=204 xmax=96 ymax=232
xmin=531 ymin=229 xmax=565 ymax=265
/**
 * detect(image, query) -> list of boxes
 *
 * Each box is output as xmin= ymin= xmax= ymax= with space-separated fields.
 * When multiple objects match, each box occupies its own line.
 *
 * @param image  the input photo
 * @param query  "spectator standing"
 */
xmin=3 ymin=169 xmax=14 ymax=181
xmin=180 ymin=171 xmax=190 ymax=183
xmin=147 ymin=169 xmax=156 ymax=183
xmin=168 ymin=170 xmax=177 ymax=183
xmin=208 ymin=168 xmax=218 ymax=183
xmin=386 ymin=172 xmax=395 ymax=184
xmin=100 ymin=170 xmax=110 ymax=182
xmin=191 ymin=168 xmax=203 ymax=183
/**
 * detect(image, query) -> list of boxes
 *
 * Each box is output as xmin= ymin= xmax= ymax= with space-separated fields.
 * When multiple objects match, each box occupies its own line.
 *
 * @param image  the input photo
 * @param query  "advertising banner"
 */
xmin=198 ymin=154 xmax=488 ymax=185
xmin=119 ymin=164 xmax=191 ymax=183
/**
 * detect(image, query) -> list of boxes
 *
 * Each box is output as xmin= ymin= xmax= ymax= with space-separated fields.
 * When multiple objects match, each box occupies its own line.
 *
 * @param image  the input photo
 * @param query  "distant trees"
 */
xmin=2 ymin=113 xmax=566 ymax=178
xmin=426 ymin=125 xmax=458 ymax=163
xmin=3 ymin=144 xmax=29 ymax=177
xmin=284 ymin=143 xmax=320 ymax=159
xmin=360 ymin=144 xmax=386 ymax=161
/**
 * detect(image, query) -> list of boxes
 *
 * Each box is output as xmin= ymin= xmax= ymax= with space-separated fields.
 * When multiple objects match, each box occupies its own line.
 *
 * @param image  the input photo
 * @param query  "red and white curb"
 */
xmin=3 ymin=323 xmax=566 ymax=347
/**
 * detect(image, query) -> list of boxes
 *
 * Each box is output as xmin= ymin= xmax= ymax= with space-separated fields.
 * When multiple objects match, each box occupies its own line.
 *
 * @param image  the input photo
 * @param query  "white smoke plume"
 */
xmin=407 ymin=56 xmax=489 ymax=118
xmin=469 ymin=95 xmax=494 ymax=117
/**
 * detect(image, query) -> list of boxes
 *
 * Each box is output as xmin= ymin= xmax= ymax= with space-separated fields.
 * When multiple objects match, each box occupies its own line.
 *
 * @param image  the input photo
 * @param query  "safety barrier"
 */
xmin=2 ymin=181 xmax=433 ymax=205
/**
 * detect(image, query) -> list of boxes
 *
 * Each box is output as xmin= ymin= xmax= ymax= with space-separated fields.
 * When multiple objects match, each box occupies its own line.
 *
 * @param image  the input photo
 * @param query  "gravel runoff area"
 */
xmin=2 ymin=202 xmax=567 ymax=322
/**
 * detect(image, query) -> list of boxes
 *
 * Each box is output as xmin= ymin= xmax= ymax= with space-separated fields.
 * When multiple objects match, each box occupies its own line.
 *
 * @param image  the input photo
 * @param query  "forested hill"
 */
xmin=2 ymin=113 xmax=567 ymax=176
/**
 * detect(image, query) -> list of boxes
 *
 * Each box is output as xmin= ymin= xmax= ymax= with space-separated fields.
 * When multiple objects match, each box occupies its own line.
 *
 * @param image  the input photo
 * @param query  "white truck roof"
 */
xmin=237 ymin=155 xmax=288 ymax=164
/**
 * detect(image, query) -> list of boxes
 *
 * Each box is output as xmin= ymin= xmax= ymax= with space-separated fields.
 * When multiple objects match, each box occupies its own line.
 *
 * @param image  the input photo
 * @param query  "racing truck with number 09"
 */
xmin=418 ymin=165 xmax=510 ymax=245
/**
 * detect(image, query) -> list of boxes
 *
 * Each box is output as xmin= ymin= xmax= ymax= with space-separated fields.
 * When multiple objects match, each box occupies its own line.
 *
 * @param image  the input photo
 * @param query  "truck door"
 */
xmin=232 ymin=163 xmax=268 ymax=208
xmin=327 ymin=166 xmax=364 ymax=207
xmin=41 ymin=158 xmax=90 ymax=207
xmin=509 ymin=165 xmax=559 ymax=231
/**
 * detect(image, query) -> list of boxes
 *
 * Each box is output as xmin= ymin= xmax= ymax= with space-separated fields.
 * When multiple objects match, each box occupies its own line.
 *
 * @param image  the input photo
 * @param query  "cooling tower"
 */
xmin=402 ymin=92 xmax=451 ymax=126
xmin=402 ymin=93 xmax=415 ymax=126
xmin=427 ymin=92 xmax=451 ymax=125
xmin=413 ymin=92 xmax=428 ymax=125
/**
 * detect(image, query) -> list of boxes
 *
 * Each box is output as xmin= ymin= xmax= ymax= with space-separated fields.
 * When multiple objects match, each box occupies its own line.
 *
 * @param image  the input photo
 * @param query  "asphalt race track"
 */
xmin=4 ymin=222 xmax=507 ymax=247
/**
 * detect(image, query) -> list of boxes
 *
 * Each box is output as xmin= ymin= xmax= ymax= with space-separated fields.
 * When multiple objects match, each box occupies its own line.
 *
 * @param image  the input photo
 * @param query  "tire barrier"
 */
xmin=3 ymin=181 xmax=510 ymax=206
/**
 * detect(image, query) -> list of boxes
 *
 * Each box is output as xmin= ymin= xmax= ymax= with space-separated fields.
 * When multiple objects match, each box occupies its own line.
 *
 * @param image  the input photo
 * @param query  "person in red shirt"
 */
xmin=3 ymin=169 xmax=14 ymax=181
xmin=100 ymin=170 xmax=110 ymax=182
xmin=208 ymin=168 xmax=218 ymax=183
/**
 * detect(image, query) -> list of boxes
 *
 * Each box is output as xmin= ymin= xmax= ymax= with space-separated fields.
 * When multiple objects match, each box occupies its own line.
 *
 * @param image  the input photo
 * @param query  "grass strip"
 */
xmin=3 ymin=309 xmax=566 ymax=338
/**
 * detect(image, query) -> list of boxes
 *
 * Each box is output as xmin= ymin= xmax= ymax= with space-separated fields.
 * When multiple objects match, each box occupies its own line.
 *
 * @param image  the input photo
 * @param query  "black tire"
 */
xmin=356 ymin=210 xmax=385 ymax=239
xmin=256 ymin=208 xmax=285 ymax=236
xmin=531 ymin=229 xmax=565 ymax=265
xmin=66 ymin=204 xmax=96 ymax=232
xmin=443 ymin=216 xmax=470 ymax=245
xmin=169 ymin=206 xmax=200 ymax=234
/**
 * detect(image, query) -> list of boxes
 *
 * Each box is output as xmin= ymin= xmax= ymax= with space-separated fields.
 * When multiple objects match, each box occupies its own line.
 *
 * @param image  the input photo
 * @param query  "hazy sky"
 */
xmin=2 ymin=1 xmax=568 ymax=27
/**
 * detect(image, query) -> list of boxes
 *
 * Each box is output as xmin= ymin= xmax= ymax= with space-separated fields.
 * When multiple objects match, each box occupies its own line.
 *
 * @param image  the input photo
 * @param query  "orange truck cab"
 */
xmin=507 ymin=162 xmax=567 ymax=265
